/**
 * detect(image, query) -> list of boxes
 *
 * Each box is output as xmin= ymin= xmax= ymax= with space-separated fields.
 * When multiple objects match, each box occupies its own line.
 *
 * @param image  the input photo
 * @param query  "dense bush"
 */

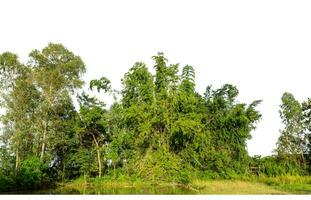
xmin=16 ymin=156 xmax=49 ymax=189
xmin=0 ymin=174 xmax=15 ymax=192
xmin=250 ymin=155 xmax=305 ymax=177
xmin=133 ymin=146 xmax=191 ymax=184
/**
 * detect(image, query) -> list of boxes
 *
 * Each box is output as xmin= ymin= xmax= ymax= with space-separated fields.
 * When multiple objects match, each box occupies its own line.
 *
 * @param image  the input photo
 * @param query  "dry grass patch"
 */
xmin=191 ymin=180 xmax=287 ymax=194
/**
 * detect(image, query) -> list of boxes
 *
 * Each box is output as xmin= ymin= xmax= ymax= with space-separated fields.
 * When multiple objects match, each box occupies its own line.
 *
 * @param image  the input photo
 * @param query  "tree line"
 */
xmin=0 ymin=43 xmax=309 ymax=190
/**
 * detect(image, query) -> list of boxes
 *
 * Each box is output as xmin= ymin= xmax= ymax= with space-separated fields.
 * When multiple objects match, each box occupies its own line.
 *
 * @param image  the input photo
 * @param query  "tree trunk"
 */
xmin=301 ymin=151 xmax=306 ymax=168
xmin=40 ymin=120 xmax=47 ymax=161
xmin=15 ymin=147 xmax=19 ymax=170
xmin=113 ymin=162 xmax=116 ymax=174
xmin=97 ymin=148 xmax=102 ymax=177
xmin=83 ymin=172 xmax=87 ymax=193
xmin=61 ymin=148 xmax=65 ymax=182
xmin=91 ymin=133 xmax=102 ymax=178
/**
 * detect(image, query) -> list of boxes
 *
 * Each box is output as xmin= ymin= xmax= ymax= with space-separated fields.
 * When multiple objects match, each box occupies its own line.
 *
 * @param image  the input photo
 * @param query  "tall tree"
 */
xmin=121 ymin=62 xmax=154 ymax=108
xmin=76 ymin=92 xmax=109 ymax=178
xmin=151 ymin=53 xmax=179 ymax=144
xmin=29 ymin=43 xmax=85 ymax=161
xmin=0 ymin=52 xmax=37 ymax=170
xmin=2 ymin=75 xmax=40 ymax=169
xmin=276 ymin=92 xmax=305 ymax=166
xmin=204 ymin=84 xmax=262 ymax=173
xmin=120 ymin=62 xmax=154 ymax=149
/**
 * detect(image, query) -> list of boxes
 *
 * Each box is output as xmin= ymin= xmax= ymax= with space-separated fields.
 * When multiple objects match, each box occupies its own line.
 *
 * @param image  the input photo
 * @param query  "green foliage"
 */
xmin=90 ymin=77 xmax=111 ymax=93
xmin=16 ymin=156 xmax=48 ymax=189
xmin=250 ymin=155 xmax=303 ymax=177
xmin=181 ymin=65 xmax=195 ymax=93
xmin=29 ymin=43 xmax=86 ymax=92
xmin=203 ymin=85 xmax=262 ymax=174
xmin=256 ymin=176 xmax=311 ymax=194
xmin=276 ymin=92 xmax=307 ymax=171
xmin=302 ymin=98 xmax=311 ymax=154
xmin=121 ymin=62 xmax=154 ymax=108
xmin=75 ymin=92 xmax=110 ymax=178
xmin=133 ymin=146 xmax=191 ymax=184
xmin=71 ymin=148 xmax=97 ymax=176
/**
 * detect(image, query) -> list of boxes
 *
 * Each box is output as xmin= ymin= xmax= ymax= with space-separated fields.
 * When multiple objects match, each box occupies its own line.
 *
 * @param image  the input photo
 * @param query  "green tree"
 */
xmin=76 ymin=92 xmax=109 ymax=177
xmin=302 ymin=98 xmax=311 ymax=155
xmin=276 ymin=92 xmax=305 ymax=167
xmin=204 ymin=84 xmax=262 ymax=174
xmin=121 ymin=62 xmax=154 ymax=108
xmin=29 ymin=43 xmax=85 ymax=161
xmin=0 ymin=52 xmax=38 ymax=170
xmin=1 ymin=75 xmax=40 ymax=170
xmin=0 ymin=44 xmax=86 ymax=178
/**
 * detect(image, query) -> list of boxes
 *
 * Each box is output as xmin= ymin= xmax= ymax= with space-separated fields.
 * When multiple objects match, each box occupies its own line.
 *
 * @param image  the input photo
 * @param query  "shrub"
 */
xmin=0 ymin=174 xmax=15 ymax=192
xmin=133 ymin=146 xmax=191 ymax=184
xmin=16 ymin=156 xmax=48 ymax=189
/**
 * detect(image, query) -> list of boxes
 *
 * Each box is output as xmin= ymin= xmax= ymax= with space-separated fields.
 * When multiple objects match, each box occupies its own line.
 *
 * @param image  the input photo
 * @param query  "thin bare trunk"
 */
xmin=91 ymin=133 xmax=102 ymax=177
xmin=83 ymin=172 xmax=87 ymax=193
xmin=15 ymin=147 xmax=19 ymax=170
xmin=113 ymin=163 xmax=116 ymax=175
xmin=40 ymin=120 xmax=47 ymax=161
xmin=62 ymin=148 xmax=66 ymax=182
xmin=96 ymin=148 xmax=102 ymax=177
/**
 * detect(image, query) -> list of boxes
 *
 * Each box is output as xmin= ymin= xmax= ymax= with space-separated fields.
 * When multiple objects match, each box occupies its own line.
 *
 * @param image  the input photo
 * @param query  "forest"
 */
xmin=0 ymin=43 xmax=310 ymax=193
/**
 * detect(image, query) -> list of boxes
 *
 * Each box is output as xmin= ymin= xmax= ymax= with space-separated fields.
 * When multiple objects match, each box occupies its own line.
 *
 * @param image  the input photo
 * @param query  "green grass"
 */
xmin=189 ymin=176 xmax=311 ymax=194
xmin=58 ymin=177 xmax=193 ymax=194
xmin=255 ymin=176 xmax=311 ymax=194
xmin=58 ymin=175 xmax=311 ymax=194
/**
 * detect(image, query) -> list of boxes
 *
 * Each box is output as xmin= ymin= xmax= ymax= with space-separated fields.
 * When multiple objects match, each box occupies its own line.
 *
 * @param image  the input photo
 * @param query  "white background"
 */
xmin=1 ymin=0 xmax=311 ymax=156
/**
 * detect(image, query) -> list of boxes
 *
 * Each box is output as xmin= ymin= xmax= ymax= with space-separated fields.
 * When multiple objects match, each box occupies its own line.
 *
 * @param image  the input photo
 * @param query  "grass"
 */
xmin=191 ymin=179 xmax=286 ymax=194
xmin=57 ymin=175 xmax=311 ymax=194
xmin=59 ymin=177 xmax=193 ymax=194
xmin=256 ymin=175 xmax=311 ymax=194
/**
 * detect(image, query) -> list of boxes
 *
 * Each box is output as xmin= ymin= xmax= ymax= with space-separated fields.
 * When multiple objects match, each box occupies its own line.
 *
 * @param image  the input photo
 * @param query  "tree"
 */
xmin=76 ymin=92 xmax=109 ymax=178
xmin=0 ymin=44 xmax=86 ymax=175
xmin=151 ymin=53 xmax=179 ymax=145
xmin=0 ymin=52 xmax=25 ymax=90
xmin=276 ymin=92 xmax=305 ymax=166
xmin=180 ymin=65 xmax=195 ymax=94
xmin=302 ymin=98 xmax=311 ymax=155
xmin=1 ymin=75 xmax=40 ymax=170
xmin=203 ymin=84 xmax=262 ymax=174
xmin=120 ymin=62 xmax=154 ymax=150
xmin=121 ymin=62 xmax=154 ymax=108
xmin=0 ymin=52 xmax=38 ymax=170
xmin=29 ymin=43 xmax=85 ymax=162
